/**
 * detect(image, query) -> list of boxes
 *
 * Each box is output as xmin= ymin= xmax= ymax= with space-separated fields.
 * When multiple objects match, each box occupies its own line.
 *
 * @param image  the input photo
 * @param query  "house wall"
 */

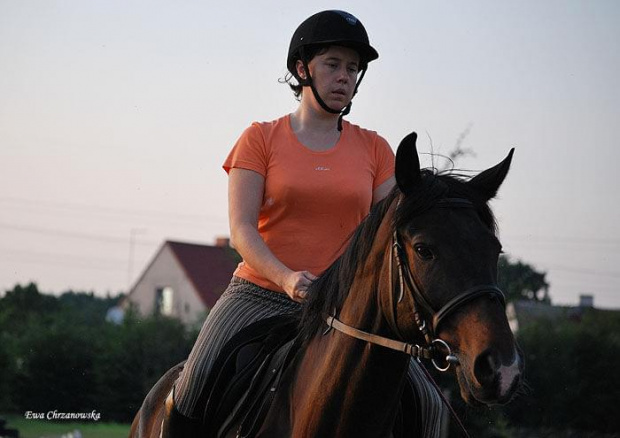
xmin=128 ymin=245 xmax=207 ymax=325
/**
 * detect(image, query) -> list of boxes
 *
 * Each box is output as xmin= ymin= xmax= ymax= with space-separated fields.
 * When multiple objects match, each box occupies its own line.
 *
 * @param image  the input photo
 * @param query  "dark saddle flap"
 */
xmin=197 ymin=314 xmax=301 ymax=437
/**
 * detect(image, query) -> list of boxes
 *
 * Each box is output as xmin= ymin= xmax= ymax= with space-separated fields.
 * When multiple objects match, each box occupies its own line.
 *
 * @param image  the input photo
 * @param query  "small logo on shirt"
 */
xmin=315 ymin=166 xmax=331 ymax=171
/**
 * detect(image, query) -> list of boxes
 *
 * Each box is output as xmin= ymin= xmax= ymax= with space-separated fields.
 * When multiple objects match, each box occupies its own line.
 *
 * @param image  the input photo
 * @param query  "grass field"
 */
xmin=0 ymin=414 xmax=130 ymax=438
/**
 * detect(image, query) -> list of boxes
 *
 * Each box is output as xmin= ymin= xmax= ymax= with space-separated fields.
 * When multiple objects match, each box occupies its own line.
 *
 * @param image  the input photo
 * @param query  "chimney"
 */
xmin=579 ymin=294 xmax=594 ymax=308
xmin=215 ymin=237 xmax=230 ymax=247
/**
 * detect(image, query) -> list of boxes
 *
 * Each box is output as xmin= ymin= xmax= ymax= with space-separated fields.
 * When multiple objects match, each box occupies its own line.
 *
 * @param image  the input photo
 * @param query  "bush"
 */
xmin=13 ymin=318 xmax=98 ymax=412
xmin=94 ymin=312 xmax=193 ymax=422
xmin=0 ymin=284 xmax=196 ymax=423
xmin=504 ymin=310 xmax=620 ymax=434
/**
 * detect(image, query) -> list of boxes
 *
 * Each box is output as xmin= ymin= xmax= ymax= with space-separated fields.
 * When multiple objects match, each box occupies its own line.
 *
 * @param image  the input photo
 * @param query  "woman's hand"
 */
xmin=281 ymin=270 xmax=317 ymax=303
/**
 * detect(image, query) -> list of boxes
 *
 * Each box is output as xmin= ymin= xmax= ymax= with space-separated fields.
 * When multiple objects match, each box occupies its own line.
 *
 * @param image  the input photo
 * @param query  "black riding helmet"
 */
xmin=287 ymin=10 xmax=379 ymax=130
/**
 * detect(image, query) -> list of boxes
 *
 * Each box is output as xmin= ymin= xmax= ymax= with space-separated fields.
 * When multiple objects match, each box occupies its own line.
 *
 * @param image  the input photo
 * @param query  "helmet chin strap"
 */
xmin=299 ymin=49 xmax=367 ymax=132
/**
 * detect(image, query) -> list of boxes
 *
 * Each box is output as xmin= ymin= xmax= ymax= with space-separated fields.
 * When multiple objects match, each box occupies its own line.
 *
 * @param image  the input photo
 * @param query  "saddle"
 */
xmin=195 ymin=314 xmax=423 ymax=438
xmin=196 ymin=314 xmax=301 ymax=437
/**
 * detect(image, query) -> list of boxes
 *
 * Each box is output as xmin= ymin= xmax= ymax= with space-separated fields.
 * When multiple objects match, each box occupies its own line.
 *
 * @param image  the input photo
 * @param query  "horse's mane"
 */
xmin=299 ymin=168 xmax=497 ymax=341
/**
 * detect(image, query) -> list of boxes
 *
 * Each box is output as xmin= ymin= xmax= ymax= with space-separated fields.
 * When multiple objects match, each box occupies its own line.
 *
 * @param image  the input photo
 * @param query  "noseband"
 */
xmin=324 ymin=197 xmax=506 ymax=372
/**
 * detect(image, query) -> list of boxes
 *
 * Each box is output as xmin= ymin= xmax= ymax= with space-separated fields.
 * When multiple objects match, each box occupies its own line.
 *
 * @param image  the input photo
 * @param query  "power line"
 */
xmin=1 ymin=196 xmax=618 ymax=298
xmin=4 ymin=196 xmax=617 ymax=247
xmin=3 ymin=223 xmax=619 ymax=279
xmin=543 ymin=264 xmax=620 ymax=279
xmin=546 ymin=279 xmax=618 ymax=292
xmin=504 ymin=234 xmax=620 ymax=247
xmin=4 ymin=197 xmax=616 ymax=247
xmin=504 ymin=243 xmax=620 ymax=255
xmin=0 ymin=249 xmax=129 ymax=271
xmin=0 ymin=221 xmax=159 ymax=245
xmin=0 ymin=196 xmax=227 ymax=225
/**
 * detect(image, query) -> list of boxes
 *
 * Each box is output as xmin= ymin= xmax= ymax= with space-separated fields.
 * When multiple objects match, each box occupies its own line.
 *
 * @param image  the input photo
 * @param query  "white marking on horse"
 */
xmin=498 ymin=352 xmax=520 ymax=397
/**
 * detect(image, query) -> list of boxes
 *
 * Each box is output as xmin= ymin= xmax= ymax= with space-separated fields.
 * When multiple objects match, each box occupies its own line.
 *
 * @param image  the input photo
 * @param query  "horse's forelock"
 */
xmin=395 ymin=170 xmax=498 ymax=233
xmin=438 ymin=171 xmax=498 ymax=233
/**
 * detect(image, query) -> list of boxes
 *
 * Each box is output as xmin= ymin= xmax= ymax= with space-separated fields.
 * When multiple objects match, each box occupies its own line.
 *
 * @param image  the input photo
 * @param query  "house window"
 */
xmin=155 ymin=286 xmax=174 ymax=316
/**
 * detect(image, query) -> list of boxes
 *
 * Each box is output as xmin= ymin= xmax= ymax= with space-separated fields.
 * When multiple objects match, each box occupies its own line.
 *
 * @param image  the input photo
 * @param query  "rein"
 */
xmin=324 ymin=314 xmax=453 ymax=364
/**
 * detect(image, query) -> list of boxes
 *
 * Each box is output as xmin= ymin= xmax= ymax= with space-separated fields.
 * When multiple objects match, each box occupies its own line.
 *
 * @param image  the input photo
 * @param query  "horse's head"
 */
xmin=391 ymin=132 xmax=523 ymax=406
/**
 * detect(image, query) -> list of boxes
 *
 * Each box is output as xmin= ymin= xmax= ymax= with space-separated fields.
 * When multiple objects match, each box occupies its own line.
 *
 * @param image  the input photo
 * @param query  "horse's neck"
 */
xmin=339 ymin=199 xmax=398 ymax=336
xmin=289 ymin=335 xmax=409 ymax=436
xmin=290 ymin=203 xmax=410 ymax=436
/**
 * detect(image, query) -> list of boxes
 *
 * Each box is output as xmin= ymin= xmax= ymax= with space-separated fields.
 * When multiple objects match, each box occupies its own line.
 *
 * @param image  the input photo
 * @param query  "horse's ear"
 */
xmin=395 ymin=132 xmax=421 ymax=196
xmin=467 ymin=148 xmax=515 ymax=201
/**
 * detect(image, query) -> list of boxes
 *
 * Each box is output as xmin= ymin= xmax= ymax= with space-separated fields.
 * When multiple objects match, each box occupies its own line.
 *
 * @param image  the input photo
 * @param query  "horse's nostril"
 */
xmin=473 ymin=350 xmax=498 ymax=386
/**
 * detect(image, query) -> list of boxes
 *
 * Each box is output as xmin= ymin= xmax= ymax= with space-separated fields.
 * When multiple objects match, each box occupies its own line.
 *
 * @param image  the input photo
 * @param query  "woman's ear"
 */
xmin=296 ymin=60 xmax=307 ymax=80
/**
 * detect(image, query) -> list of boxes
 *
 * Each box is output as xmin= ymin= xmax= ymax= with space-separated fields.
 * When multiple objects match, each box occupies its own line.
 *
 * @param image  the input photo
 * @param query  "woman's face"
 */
xmin=297 ymin=45 xmax=361 ymax=112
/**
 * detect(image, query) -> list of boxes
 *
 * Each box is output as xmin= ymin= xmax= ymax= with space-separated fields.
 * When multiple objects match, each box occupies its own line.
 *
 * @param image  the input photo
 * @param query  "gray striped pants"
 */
xmin=174 ymin=276 xmax=443 ymax=437
xmin=175 ymin=277 xmax=300 ymax=416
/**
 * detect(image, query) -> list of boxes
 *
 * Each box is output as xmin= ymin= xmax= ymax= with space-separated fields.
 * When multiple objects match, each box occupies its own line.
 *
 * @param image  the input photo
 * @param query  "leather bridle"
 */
xmin=324 ymin=197 xmax=507 ymax=372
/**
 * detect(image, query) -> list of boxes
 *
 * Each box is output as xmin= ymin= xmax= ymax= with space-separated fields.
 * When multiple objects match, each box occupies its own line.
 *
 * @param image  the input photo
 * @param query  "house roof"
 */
xmin=166 ymin=240 xmax=240 ymax=309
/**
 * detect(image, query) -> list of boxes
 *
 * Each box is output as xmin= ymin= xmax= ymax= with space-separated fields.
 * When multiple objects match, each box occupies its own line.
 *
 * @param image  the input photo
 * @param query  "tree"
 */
xmin=94 ymin=312 xmax=193 ymax=422
xmin=0 ymin=331 xmax=15 ymax=411
xmin=0 ymin=283 xmax=195 ymax=422
xmin=13 ymin=317 xmax=98 ymax=412
xmin=498 ymin=255 xmax=549 ymax=303
xmin=504 ymin=309 xmax=620 ymax=434
xmin=0 ymin=283 xmax=59 ymax=335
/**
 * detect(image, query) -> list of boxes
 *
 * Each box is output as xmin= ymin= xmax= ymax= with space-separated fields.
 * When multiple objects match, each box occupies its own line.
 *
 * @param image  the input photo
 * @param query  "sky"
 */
xmin=1 ymin=0 xmax=619 ymax=308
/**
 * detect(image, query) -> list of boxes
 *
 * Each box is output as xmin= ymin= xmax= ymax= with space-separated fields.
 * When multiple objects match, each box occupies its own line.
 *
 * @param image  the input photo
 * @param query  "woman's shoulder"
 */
xmin=233 ymin=115 xmax=290 ymax=147
xmin=248 ymin=115 xmax=290 ymax=136
xmin=343 ymin=120 xmax=391 ymax=151
xmin=344 ymin=120 xmax=378 ymax=137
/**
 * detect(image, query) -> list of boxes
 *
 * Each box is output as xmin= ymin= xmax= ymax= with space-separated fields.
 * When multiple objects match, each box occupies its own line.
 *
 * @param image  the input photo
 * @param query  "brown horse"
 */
xmin=130 ymin=132 xmax=523 ymax=437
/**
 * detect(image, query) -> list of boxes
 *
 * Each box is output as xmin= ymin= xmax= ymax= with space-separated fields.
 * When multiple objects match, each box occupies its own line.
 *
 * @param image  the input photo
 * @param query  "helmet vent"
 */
xmin=333 ymin=10 xmax=358 ymax=25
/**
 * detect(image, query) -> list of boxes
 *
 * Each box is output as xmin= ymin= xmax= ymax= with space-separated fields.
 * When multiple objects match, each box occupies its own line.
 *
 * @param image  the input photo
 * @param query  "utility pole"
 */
xmin=127 ymin=228 xmax=146 ymax=291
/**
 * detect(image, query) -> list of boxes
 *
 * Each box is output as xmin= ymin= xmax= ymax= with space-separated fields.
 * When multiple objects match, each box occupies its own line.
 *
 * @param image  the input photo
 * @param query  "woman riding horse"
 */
xmin=131 ymin=132 xmax=523 ymax=437
xmin=162 ymin=9 xmax=446 ymax=437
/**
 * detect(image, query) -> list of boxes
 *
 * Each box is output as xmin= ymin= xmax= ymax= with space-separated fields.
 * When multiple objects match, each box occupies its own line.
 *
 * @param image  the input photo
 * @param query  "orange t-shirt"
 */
xmin=223 ymin=115 xmax=395 ymax=292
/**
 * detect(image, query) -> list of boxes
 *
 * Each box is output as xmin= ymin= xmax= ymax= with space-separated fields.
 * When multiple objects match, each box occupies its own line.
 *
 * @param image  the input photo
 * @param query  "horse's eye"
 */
xmin=414 ymin=244 xmax=434 ymax=260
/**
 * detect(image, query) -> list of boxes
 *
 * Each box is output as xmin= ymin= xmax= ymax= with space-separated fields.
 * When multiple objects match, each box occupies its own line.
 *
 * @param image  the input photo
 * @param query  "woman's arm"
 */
xmin=372 ymin=176 xmax=396 ymax=205
xmin=228 ymin=168 xmax=316 ymax=302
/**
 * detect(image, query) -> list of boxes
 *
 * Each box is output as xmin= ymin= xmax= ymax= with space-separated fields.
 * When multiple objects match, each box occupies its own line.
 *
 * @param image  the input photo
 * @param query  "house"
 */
xmin=507 ymin=294 xmax=602 ymax=333
xmin=123 ymin=239 xmax=240 ymax=325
